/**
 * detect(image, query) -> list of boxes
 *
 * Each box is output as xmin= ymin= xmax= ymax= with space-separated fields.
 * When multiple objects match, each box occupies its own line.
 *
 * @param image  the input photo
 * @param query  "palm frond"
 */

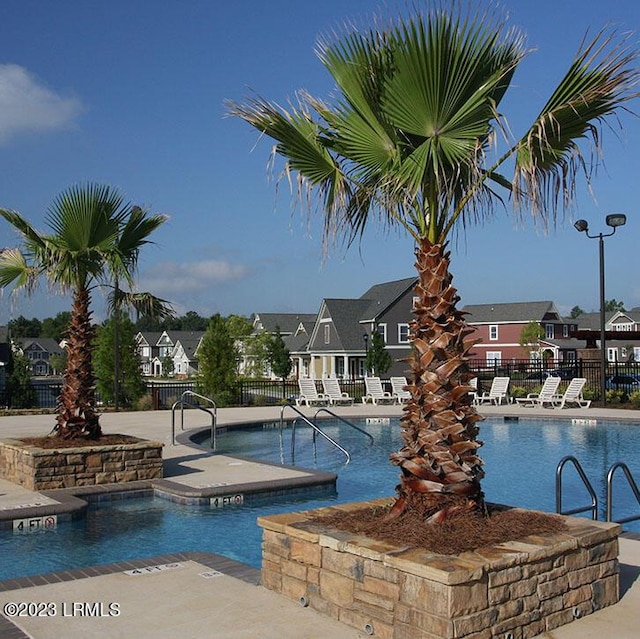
xmin=109 ymin=289 xmax=175 ymax=321
xmin=513 ymin=29 xmax=639 ymax=220
xmin=0 ymin=247 xmax=39 ymax=292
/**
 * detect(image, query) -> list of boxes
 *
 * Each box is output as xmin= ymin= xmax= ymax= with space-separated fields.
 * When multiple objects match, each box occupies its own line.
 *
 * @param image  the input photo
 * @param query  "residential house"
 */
xmin=301 ymin=277 xmax=418 ymax=379
xmin=135 ymin=331 xmax=163 ymax=376
xmin=171 ymin=332 xmax=205 ymax=378
xmin=135 ymin=330 xmax=205 ymax=377
xmin=246 ymin=313 xmax=316 ymax=378
xmin=576 ymin=309 xmax=640 ymax=362
xmin=13 ymin=337 xmax=65 ymax=375
xmin=463 ymin=301 xmax=580 ymax=366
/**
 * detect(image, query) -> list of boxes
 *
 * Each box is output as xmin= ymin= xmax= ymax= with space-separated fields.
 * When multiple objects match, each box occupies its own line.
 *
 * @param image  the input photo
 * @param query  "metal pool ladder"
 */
xmin=556 ymin=455 xmax=640 ymax=525
xmin=279 ymin=404 xmax=374 ymax=464
xmin=171 ymin=391 xmax=217 ymax=449
xmin=555 ymin=456 xmax=598 ymax=520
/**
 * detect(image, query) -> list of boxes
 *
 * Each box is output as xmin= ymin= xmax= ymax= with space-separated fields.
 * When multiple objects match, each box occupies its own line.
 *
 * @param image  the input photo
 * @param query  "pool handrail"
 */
xmin=606 ymin=462 xmax=640 ymax=525
xmin=555 ymin=455 xmax=598 ymax=520
xmin=171 ymin=391 xmax=217 ymax=449
xmin=280 ymin=403 xmax=350 ymax=463
xmin=313 ymin=408 xmax=375 ymax=445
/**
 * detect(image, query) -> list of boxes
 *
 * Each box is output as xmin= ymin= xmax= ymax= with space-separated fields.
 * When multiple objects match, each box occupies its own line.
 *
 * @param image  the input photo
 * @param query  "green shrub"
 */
xmin=630 ymin=390 xmax=640 ymax=408
xmin=605 ymin=389 xmax=625 ymax=404
xmin=510 ymin=386 xmax=527 ymax=399
xmin=135 ymin=394 xmax=155 ymax=411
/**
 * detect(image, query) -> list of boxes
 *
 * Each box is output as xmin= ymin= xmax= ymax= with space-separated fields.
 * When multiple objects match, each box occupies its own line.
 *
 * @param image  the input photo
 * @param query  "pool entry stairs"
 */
xmin=556 ymin=455 xmax=640 ymax=527
xmin=279 ymin=403 xmax=374 ymax=464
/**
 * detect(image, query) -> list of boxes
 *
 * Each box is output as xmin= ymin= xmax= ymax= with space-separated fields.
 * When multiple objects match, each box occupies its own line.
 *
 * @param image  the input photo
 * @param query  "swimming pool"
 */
xmin=1 ymin=416 xmax=639 ymax=581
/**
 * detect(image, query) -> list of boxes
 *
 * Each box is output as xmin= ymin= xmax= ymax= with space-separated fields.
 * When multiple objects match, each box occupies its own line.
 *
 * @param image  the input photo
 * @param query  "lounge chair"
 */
xmin=474 ymin=376 xmax=510 ymax=405
xmin=296 ymin=378 xmax=330 ymax=407
xmin=554 ymin=378 xmax=591 ymax=409
xmin=390 ymin=376 xmax=411 ymax=404
xmin=469 ymin=377 xmax=478 ymax=404
xmin=515 ymin=375 xmax=562 ymax=408
xmin=362 ymin=377 xmax=395 ymax=405
xmin=321 ymin=378 xmax=354 ymax=406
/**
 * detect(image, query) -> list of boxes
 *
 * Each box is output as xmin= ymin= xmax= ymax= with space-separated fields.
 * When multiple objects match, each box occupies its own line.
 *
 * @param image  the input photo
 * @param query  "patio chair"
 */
xmin=515 ymin=375 xmax=562 ymax=408
xmin=362 ymin=377 xmax=395 ymax=405
xmin=474 ymin=376 xmax=510 ymax=405
xmin=321 ymin=378 xmax=355 ymax=406
xmin=390 ymin=376 xmax=411 ymax=404
xmin=554 ymin=378 xmax=591 ymax=409
xmin=296 ymin=378 xmax=330 ymax=407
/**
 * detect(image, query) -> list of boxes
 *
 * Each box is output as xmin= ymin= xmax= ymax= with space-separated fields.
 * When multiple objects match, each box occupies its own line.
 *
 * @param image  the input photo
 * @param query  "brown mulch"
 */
xmin=313 ymin=501 xmax=567 ymax=555
xmin=19 ymin=434 xmax=140 ymax=449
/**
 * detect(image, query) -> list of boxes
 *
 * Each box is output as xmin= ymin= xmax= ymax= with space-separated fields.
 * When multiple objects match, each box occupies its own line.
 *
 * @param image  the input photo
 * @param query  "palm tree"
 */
xmin=228 ymin=5 xmax=638 ymax=521
xmin=0 ymin=184 xmax=172 ymax=439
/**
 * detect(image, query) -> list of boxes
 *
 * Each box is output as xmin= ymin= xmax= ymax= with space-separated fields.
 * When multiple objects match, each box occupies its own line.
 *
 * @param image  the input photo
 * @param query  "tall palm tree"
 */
xmin=0 ymin=184 xmax=171 ymax=439
xmin=228 ymin=5 xmax=638 ymax=521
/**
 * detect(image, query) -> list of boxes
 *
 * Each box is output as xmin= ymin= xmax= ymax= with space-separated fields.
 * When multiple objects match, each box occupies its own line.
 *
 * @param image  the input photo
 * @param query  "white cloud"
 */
xmin=139 ymin=259 xmax=251 ymax=298
xmin=0 ymin=64 xmax=83 ymax=143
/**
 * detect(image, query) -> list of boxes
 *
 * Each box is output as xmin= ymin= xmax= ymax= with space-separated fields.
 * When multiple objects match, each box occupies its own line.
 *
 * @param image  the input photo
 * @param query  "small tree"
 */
xmin=519 ymin=321 xmax=545 ymax=358
xmin=7 ymin=345 xmax=37 ymax=409
xmin=242 ymin=331 xmax=272 ymax=378
xmin=605 ymin=299 xmax=625 ymax=312
xmin=93 ymin=317 xmax=146 ymax=408
xmin=40 ymin=312 xmax=71 ymax=341
xmin=365 ymin=331 xmax=392 ymax=377
xmin=569 ymin=306 xmax=585 ymax=319
xmin=266 ymin=327 xmax=292 ymax=400
xmin=197 ymin=314 xmax=238 ymax=406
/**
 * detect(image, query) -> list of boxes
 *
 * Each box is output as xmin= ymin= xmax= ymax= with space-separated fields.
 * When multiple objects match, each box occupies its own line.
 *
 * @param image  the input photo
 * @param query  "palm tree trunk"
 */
xmin=54 ymin=286 xmax=101 ymax=439
xmin=389 ymin=238 xmax=484 ymax=522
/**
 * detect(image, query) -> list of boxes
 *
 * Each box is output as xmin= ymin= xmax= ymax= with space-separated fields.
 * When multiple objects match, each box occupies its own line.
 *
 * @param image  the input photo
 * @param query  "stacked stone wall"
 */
xmin=0 ymin=439 xmax=163 ymax=490
xmin=258 ymin=503 xmax=620 ymax=639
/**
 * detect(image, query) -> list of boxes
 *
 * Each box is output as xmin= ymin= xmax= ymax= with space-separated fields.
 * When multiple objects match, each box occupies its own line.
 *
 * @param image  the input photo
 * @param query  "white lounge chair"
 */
xmin=390 ymin=377 xmax=411 ymax=404
xmin=362 ymin=377 xmax=395 ymax=405
xmin=474 ymin=377 xmax=510 ymax=405
xmin=296 ymin=378 xmax=329 ymax=406
xmin=321 ymin=378 xmax=354 ymax=406
xmin=515 ymin=376 xmax=562 ymax=408
xmin=554 ymin=378 xmax=591 ymax=409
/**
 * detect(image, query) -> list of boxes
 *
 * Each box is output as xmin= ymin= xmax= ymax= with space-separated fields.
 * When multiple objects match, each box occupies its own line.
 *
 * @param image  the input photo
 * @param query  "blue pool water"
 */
xmin=1 ymin=417 xmax=639 ymax=581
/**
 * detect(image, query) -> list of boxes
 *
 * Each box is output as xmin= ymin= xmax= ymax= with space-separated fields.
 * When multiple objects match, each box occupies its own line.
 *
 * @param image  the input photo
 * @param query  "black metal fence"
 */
xmin=2 ymin=360 xmax=638 ymax=411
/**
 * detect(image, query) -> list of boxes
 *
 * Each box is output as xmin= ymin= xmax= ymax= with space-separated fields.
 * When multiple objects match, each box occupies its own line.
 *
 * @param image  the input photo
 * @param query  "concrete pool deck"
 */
xmin=0 ymin=403 xmax=638 ymax=638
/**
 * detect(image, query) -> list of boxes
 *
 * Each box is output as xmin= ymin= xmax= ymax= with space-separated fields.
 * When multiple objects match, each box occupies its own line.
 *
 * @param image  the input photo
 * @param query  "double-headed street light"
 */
xmin=574 ymin=214 xmax=627 ymax=405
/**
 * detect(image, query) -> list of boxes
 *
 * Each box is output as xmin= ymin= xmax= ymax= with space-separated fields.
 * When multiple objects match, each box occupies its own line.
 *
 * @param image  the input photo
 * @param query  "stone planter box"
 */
xmin=258 ymin=500 xmax=620 ymax=639
xmin=0 ymin=437 xmax=163 ymax=490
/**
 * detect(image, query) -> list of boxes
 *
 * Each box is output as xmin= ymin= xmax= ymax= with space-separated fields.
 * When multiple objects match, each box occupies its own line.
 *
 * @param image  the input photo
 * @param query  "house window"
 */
xmin=607 ymin=347 xmax=617 ymax=362
xmin=377 ymin=324 xmax=387 ymax=342
xmin=489 ymin=325 xmax=498 ymax=341
xmin=562 ymin=325 xmax=569 ymax=338
xmin=324 ymin=325 xmax=330 ymax=344
xmin=412 ymin=296 xmax=420 ymax=309
xmin=486 ymin=351 xmax=502 ymax=365
xmin=398 ymin=324 xmax=410 ymax=344
xmin=545 ymin=324 xmax=554 ymax=339
xmin=634 ymin=347 xmax=640 ymax=362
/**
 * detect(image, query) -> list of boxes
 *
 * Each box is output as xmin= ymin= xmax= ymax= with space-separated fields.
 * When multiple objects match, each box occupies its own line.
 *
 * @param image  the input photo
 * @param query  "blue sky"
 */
xmin=0 ymin=0 xmax=638 ymax=324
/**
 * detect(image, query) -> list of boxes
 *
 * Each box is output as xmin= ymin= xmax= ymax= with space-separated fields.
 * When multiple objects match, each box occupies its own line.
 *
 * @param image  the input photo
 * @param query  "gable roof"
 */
xmin=359 ymin=277 xmax=417 ymax=322
xmin=14 ymin=337 xmax=63 ymax=356
xmin=323 ymin=298 xmax=373 ymax=350
xmin=463 ymin=301 xmax=559 ymax=324
xmin=173 ymin=333 xmax=204 ymax=360
xmin=253 ymin=313 xmax=317 ymax=335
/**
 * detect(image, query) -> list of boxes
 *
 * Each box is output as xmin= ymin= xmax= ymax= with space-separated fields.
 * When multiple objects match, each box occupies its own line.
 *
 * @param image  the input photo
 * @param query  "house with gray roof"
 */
xmin=463 ymin=301 xmax=580 ymax=365
xmin=301 ymin=277 xmax=417 ymax=379
xmin=13 ymin=337 xmax=65 ymax=376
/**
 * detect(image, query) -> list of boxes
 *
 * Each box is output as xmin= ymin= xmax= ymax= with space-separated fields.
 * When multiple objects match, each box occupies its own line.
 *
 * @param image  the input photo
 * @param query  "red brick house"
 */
xmin=463 ymin=301 xmax=580 ymax=366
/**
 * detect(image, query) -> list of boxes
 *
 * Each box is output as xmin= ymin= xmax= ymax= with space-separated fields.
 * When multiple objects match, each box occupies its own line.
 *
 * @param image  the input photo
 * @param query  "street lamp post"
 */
xmin=574 ymin=214 xmax=626 ymax=406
